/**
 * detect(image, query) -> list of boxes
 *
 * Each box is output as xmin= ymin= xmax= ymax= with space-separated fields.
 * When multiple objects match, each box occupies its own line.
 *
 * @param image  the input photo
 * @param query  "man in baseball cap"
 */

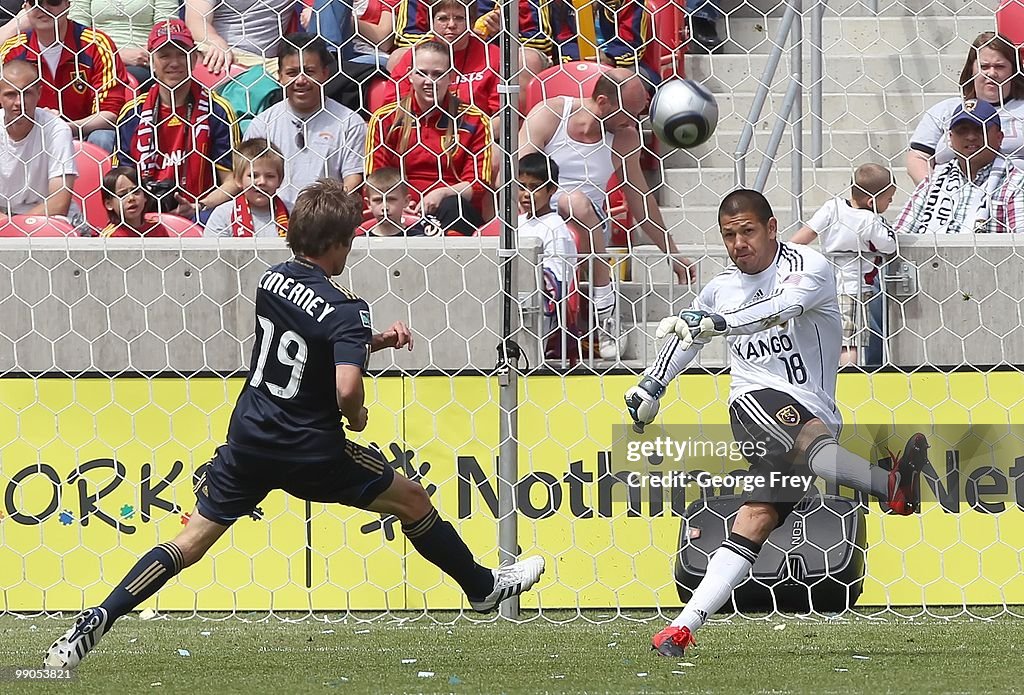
xmin=895 ymin=98 xmax=1023 ymax=233
xmin=112 ymin=17 xmax=238 ymax=222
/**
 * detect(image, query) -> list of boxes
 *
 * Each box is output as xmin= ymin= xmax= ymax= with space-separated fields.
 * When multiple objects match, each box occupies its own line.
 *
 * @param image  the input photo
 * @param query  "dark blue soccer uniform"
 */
xmin=196 ymin=257 xmax=394 ymax=525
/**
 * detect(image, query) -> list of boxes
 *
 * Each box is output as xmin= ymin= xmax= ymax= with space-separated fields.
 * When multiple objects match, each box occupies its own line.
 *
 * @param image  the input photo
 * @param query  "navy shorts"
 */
xmin=194 ymin=440 xmax=395 ymax=525
xmin=729 ymin=389 xmax=817 ymax=525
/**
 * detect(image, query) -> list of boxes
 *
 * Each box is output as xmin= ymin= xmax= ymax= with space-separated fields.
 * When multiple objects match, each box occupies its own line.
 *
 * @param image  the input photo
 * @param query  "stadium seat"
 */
xmin=190 ymin=63 xmax=246 ymax=91
xmin=156 ymin=214 xmax=204 ymax=237
xmin=0 ymin=215 xmax=75 ymax=237
xmin=72 ymin=141 xmax=113 ymax=232
xmin=366 ymin=77 xmax=391 ymax=114
xmin=646 ymin=0 xmax=688 ymax=80
xmin=997 ymin=0 xmax=1024 ymax=49
xmin=523 ymin=62 xmax=612 ymax=113
xmin=477 ymin=218 xmax=502 ymax=236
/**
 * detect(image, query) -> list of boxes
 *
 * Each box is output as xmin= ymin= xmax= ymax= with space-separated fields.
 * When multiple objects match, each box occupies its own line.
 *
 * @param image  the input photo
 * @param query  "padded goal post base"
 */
xmin=674 ymin=493 xmax=868 ymax=613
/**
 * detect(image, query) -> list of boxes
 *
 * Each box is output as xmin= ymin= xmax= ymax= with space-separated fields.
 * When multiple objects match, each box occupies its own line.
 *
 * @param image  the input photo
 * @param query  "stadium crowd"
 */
xmin=0 ymin=0 xmax=1022 ymax=363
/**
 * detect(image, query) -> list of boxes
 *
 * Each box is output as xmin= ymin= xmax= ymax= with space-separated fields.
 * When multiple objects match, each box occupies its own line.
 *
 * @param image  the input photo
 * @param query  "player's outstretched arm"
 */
xmin=336 ymin=364 xmax=368 ymax=432
xmin=371 ymin=321 xmax=414 ymax=353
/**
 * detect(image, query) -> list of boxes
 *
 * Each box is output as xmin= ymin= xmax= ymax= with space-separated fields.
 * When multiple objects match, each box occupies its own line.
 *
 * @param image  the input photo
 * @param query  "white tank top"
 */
xmin=544 ymin=99 xmax=615 ymax=213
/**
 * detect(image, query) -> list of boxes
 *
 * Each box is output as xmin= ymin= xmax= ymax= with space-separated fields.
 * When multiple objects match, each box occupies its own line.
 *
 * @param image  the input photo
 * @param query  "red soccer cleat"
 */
xmin=651 ymin=625 xmax=696 ymax=657
xmin=887 ymin=433 xmax=929 ymax=515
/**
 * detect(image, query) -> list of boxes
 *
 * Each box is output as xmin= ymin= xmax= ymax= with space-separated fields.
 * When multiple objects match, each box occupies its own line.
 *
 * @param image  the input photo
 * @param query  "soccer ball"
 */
xmin=648 ymin=78 xmax=719 ymax=149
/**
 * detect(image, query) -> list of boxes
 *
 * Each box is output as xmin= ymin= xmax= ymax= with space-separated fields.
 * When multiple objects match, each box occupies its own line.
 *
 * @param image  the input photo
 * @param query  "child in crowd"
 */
xmin=100 ymin=166 xmax=171 ymax=237
xmin=204 ymin=139 xmax=290 ymax=238
xmin=791 ymin=163 xmax=898 ymax=366
xmin=516 ymin=152 xmax=579 ymax=357
xmin=357 ymin=168 xmax=441 ymax=236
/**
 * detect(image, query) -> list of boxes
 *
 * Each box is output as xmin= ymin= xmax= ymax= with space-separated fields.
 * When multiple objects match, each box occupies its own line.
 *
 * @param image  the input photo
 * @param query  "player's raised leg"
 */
xmin=797 ymin=420 xmax=929 ymax=515
xmin=45 ymin=510 xmax=228 ymax=669
xmin=365 ymin=471 xmax=545 ymax=612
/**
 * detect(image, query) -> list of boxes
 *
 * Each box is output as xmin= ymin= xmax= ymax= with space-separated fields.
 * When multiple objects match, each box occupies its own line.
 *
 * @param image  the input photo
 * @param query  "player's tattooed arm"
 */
xmin=371 ymin=321 xmax=414 ymax=353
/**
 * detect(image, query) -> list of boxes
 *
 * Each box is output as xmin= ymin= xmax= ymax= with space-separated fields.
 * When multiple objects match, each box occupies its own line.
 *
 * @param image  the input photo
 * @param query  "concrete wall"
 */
xmin=0 ymin=238 xmax=543 ymax=375
xmin=0 ymin=236 xmax=1018 ymax=375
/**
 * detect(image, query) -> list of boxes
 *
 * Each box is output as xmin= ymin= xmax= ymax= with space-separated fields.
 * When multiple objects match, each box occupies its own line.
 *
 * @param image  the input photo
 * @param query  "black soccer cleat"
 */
xmin=887 ymin=433 xmax=928 ymax=515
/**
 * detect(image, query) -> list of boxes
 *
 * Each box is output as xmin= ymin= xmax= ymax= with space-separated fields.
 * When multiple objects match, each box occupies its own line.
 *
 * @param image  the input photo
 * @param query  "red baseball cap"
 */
xmin=148 ymin=19 xmax=196 ymax=52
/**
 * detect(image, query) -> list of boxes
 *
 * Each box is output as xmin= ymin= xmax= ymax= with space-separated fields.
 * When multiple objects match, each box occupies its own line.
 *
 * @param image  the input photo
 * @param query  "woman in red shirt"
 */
xmin=382 ymin=0 xmax=500 ymax=116
xmin=366 ymin=40 xmax=494 ymax=235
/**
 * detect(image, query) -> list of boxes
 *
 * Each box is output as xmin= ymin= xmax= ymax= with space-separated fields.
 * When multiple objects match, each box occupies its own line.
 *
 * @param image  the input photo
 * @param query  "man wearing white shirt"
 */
xmin=895 ymin=99 xmax=1024 ymax=235
xmin=0 ymin=59 xmax=76 ymax=220
xmin=245 ymin=34 xmax=366 ymax=203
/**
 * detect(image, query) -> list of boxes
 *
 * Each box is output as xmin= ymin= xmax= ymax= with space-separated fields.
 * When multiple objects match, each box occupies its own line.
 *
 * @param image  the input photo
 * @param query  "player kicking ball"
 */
xmin=624 ymin=189 xmax=927 ymax=658
xmin=46 ymin=180 xmax=544 ymax=670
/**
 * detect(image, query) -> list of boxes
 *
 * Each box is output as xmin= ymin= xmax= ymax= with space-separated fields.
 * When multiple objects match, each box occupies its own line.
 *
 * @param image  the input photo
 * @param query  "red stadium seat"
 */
xmin=524 ymin=61 xmax=612 ymax=113
xmin=477 ymin=218 xmax=502 ymax=236
xmin=997 ymin=0 xmax=1024 ymax=49
xmin=156 ymin=214 xmax=204 ymax=237
xmin=646 ymin=0 xmax=688 ymax=80
xmin=72 ymin=141 xmax=112 ymax=232
xmin=0 ymin=215 xmax=75 ymax=237
xmin=190 ymin=62 xmax=246 ymax=91
xmin=366 ymin=77 xmax=392 ymax=113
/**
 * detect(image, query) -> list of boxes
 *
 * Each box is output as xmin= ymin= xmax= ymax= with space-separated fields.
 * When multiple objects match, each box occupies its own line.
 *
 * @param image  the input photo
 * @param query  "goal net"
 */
xmin=0 ymin=0 xmax=1022 ymax=622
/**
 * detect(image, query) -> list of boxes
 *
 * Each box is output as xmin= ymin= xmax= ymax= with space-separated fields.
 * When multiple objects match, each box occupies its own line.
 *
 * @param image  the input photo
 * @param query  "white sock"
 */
xmin=806 ymin=436 xmax=889 ymax=499
xmin=592 ymin=282 xmax=614 ymax=313
xmin=670 ymin=534 xmax=759 ymax=633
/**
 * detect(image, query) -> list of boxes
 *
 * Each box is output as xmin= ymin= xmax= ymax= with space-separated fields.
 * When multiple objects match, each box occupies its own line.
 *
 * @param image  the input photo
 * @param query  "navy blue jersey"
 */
xmin=227 ymin=258 xmax=372 ymax=462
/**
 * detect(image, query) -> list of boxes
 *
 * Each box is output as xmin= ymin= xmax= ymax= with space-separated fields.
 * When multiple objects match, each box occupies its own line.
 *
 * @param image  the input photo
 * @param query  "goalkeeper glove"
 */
xmin=625 ymin=376 xmax=665 ymax=434
xmin=655 ymin=310 xmax=728 ymax=350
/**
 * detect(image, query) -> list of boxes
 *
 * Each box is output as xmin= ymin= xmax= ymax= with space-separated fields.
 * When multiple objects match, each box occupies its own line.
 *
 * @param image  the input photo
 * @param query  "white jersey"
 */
xmin=805 ymin=197 xmax=896 ymax=296
xmin=646 ymin=242 xmax=843 ymax=434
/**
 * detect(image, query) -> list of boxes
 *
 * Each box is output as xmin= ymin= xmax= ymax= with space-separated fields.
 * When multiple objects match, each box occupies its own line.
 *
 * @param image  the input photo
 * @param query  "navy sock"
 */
xmin=99 ymin=542 xmax=184 ymax=623
xmin=403 ymin=509 xmax=494 ymax=599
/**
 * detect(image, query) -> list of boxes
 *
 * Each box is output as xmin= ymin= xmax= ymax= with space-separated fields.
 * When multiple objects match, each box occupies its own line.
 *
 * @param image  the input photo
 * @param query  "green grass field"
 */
xmin=3 ymin=611 xmax=1022 ymax=694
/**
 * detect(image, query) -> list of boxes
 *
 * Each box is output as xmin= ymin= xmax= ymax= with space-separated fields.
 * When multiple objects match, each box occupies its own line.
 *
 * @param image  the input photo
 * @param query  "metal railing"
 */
xmin=733 ymin=0 xmax=828 ymax=225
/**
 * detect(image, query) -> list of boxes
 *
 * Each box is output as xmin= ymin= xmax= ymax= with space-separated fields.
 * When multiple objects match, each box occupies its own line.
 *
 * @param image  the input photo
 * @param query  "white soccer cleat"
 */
xmin=469 ymin=555 xmax=546 ymax=613
xmin=44 ymin=607 xmax=109 ymax=670
xmin=596 ymin=305 xmax=623 ymax=361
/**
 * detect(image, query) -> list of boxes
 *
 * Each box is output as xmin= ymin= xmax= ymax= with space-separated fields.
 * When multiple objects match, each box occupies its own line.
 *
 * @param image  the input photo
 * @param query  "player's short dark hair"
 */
xmin=287 ymin=179 xmax=362 ymax=256
xmin=277 ymin=33 xmax=334 ymax=74
xmin=517 ymin=152 xmax=559 ymax=188
xmin=719 ymin=189 xmax=774 ymax=225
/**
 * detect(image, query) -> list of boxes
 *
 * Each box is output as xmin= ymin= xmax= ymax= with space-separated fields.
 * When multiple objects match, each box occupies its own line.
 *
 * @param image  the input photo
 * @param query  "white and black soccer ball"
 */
xmin=649 ymin=79 xmax=719 ymax=149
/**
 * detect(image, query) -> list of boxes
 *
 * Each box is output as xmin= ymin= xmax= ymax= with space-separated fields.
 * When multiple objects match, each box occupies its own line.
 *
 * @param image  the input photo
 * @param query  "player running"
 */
xmin=623 ymin=189 xmax=927 ymax=658
xmin=46 ymin=180 xmax=544 ymax=670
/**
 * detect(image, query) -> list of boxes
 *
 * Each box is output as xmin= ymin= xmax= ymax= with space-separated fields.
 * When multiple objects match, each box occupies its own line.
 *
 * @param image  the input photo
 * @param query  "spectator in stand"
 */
xmin=392 ymin=0 xmax=549 ymax=109
xmin=382 ymin=0 xmax=499 ymax=117
xmin=907 ymin=32 xmax=1024 ymax=185
xmin=0 ymin=59 xmax=76 ymax=221
xmin=366 ymin=40 xmax=493 ymax=235
xmin=183 ymin=0 xmax=295 ymax=76
xmin=0 ymin=0 xmax=128 ymax=152
xmin=245 ymin=34 xmax=366 ymax=202
xmin=896 ymin=100 xmax=1024 ymax=234
xmin=356 ymin=167 xmax=442 ymax=236
xmin=205 ymin=138 xmax=290 ymax=237
xmin=99 ymin=165 xmax=173 ymax=237
xmin=115 ymin=20 xmax=239 ymax=219
xmin=517 ymin=152 xmax=578 ymax=352
xmin=308 ymin=0 xmax=396 ymax=112
xmin=519 ymin=69 xmax=694 ymax=358
xmin=790 ymin=164 xmax=897 ymax=366
xmin=70 ymin=0 xmax=178 ymax=88
xmin=555 ymin=0 xmax=660 ymax=90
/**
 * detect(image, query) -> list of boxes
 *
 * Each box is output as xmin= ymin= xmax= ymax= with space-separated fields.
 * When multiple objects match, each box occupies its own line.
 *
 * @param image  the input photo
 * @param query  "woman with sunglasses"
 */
xmin=365 ymin=39 xmax=494 ymax=235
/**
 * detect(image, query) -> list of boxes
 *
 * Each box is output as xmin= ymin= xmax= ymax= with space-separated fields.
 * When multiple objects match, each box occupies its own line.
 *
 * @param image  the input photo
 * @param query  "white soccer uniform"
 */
xmin=645 ymin=242 xmax=843 ymax=434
